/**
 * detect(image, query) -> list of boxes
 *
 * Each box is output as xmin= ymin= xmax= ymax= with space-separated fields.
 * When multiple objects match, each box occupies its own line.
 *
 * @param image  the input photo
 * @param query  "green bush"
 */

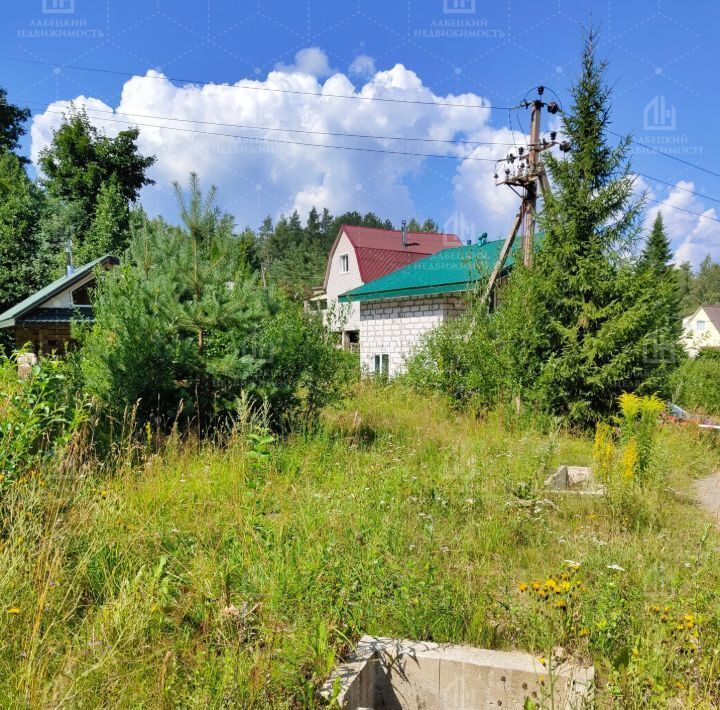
xmin=670 ymin=350 xmax=720 ymax=415
xmin=80 ymin=175 xmax=352 ymax=436
xmin=0 ymin=352 xmax=82 ymax=494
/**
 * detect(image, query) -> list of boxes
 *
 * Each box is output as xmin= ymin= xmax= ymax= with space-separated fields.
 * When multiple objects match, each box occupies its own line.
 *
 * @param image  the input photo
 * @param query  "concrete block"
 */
xmin=320 ymin=636 xmax=594 ymax=709
xmin=544 ymin=465 xmax=606 ymax=496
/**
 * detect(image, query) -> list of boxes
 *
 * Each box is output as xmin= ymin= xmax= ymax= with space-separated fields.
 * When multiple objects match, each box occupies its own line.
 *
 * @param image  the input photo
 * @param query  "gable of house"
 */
xmin=0 ymin=255 xmax=118 ymax=354
xmin=683 ymin=304 xmax=720 ymax=354
xmin=320 ymin=225 xmax=461 ymax=336
xmin=322 ymin=225 xmax=461 ymax=291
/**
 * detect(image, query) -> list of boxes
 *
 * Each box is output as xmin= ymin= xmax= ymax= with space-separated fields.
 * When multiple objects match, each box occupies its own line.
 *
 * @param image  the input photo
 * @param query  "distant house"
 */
xmin=682 ymin=304 xmax=720 ymax=356
xmin=311 ymin=224 xmax=461 ymax=349
xmin=0 ymin=254 xmax=118 ymax=355
xmin=339 ymin=239 xmax=511 ymax=377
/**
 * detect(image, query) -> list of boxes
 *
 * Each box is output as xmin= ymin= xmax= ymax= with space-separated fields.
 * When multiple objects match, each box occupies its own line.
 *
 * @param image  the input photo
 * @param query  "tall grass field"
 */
xmin=2 ymin=384 xmax=720 ymax=707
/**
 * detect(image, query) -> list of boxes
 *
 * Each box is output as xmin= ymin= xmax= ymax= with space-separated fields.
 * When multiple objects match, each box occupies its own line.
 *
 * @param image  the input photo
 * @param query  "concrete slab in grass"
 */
xmin=544 ymin=465 xmax=606 ymax=496
xmin=319 ymin=636 xmax=594 ymax=709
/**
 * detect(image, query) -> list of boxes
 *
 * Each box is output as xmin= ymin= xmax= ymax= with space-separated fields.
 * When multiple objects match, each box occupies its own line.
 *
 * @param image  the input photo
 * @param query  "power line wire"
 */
xmin=608 ymin=128 xmax=720 ymax=180
xmin=645 ymin=196 xmax=720 ymax=224
xmin=26 ymin=101 xmax=720 ymax=224
xmin=22 ymin=99 xmax=521 ymax=148
xmin=1 ymin=54 xmax=516 ymax=110
xmin=636 ymin=172 xmax=720 ymax=205
xmin=33 ymin=107 xmax=503 ymax=162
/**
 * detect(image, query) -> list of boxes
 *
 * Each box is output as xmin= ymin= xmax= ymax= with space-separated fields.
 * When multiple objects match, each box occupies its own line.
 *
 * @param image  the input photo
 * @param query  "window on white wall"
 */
xmin=374 ymin=354 xmax=389 ymax=378
xmin=697 ymin=320 xmax=706 ymax=332
xmin=339 ymin=254 xmax=349 ymax=274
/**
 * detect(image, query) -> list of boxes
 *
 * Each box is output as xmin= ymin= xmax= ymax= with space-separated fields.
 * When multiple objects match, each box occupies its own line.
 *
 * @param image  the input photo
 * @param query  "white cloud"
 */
xmin=274 ymin=47 xmax=333 ymax=78
xmin=643 ymin=180 xmax=720 ymax=265
xmin=29 ymin=51 xmax=519 ymax=237
xmin=30 ymin=95 xmax=115 ymax=165
xmin=348 ymin=54 xmax=376 ymax=80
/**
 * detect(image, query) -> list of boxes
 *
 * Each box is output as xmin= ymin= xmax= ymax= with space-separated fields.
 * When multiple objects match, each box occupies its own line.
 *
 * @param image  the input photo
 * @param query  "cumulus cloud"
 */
xmin=30 ymin=49 xmax=520 ymax=237
xmin=274 ymin=47 xmax=333 ymax=78
xmin=642 ymin=180 xmax=720 ymax=265
xmin=348 ymin=54 xmax=376 ymax=80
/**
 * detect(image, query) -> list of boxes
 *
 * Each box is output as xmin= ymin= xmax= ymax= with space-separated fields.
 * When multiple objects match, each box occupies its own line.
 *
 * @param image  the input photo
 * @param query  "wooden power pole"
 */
xmin=484 ymin=86 xmax=568 ymax=303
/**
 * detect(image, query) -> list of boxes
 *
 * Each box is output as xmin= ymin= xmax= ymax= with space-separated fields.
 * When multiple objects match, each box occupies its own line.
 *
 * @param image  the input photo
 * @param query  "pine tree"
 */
xmin=510 ymin=28 xmax=656 ymax=425
xmin=319 ymin=207 xmax=334 ymax=250
xmin=421 ymin=218 xmax=439 ymax=233
xmin=641 ymin=213 xmax=673 ymax=273
xmin=690 ymin=256 xmax=720 ymax=307
xmin=636 ymin=212 xmax=684 ymax=395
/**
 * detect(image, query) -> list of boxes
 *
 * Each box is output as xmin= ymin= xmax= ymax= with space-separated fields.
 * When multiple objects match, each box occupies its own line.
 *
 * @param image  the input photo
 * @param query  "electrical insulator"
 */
xmin=550 ymin=131 xmax=557 ymax=141
xmin=518 ymin=147 xmax=524 ymax=156
xmin=537 ymin=85 xmax=544 ymax=95
xmin=493 ymin=173 xmax=498 ymax=179
xmin=547 ymin=101 xmax=559 ymax=114
xmin=559 ymin=141 xmax=571 ymax=152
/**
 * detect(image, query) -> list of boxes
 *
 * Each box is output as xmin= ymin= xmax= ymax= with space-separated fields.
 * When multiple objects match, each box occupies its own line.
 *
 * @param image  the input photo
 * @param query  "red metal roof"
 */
xmin=324 ymin=225 xmax=461 ymax=287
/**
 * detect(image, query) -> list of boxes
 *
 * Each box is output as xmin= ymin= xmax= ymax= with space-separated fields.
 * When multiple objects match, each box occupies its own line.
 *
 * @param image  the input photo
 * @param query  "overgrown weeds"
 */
xmin=1 ymin=384 xmax=719 ymax=707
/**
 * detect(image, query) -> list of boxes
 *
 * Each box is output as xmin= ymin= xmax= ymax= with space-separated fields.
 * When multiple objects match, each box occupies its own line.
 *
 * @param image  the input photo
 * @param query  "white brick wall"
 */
xmin=359 ymin=293 xmax=467 ymax=377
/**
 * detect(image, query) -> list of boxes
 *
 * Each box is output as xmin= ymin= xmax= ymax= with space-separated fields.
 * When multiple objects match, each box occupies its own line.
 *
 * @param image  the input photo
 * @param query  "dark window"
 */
xmin=71 ymin=282 xmax=93 ymax=305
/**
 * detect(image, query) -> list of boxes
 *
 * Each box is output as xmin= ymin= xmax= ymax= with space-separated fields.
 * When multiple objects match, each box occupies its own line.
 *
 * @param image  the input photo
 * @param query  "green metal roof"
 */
xmin=0 ymin=254 xmax=117 ymax=329
xmin=17 ymin=307 xmax=94 ymax=325
xmin=339 ymin=239 xmax=517 ymax=303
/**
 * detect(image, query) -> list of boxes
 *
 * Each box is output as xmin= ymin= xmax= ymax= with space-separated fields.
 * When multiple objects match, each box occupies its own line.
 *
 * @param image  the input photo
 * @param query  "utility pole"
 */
xmin=522 ymin=97 xmax=542 ymax=268
xmin=484 ymin=86 xmax=570 ymax=304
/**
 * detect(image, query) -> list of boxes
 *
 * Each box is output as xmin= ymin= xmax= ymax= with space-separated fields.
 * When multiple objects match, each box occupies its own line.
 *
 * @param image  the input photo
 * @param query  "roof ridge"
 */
xmin=0 ymin=254 xmax=117 ymax=328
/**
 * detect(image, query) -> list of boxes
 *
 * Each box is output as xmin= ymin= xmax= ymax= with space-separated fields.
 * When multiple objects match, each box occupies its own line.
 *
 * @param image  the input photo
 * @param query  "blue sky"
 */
xmin=3 ymin=0 xmax=720 ymax=264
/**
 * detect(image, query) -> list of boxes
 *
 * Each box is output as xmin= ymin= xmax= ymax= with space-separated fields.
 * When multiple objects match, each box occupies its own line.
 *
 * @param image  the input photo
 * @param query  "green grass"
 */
xmin=2 ymin=384 xmax=720 ymax=707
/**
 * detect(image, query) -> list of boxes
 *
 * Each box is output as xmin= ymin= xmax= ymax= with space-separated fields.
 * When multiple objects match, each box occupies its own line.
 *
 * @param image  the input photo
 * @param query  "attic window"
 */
xmin=71 ymin=283 xmax=93 ymax=306
xmin=696 ymin=320 xmax=706 ymax=333
xmin=339 ymin=254 xmax=349 ymax=274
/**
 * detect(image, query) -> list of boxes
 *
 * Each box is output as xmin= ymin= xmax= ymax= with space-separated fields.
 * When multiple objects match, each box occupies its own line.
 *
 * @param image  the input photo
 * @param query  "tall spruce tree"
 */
xmin=513 ymin=29 xmax=662 ymax=425
xmin=635 ymin=212 xmax=684 ymax=394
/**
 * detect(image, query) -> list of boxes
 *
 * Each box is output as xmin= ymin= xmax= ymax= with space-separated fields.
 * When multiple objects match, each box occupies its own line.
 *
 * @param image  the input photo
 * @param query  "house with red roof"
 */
xmin=312 ymin=223 xmax=461 ymax=349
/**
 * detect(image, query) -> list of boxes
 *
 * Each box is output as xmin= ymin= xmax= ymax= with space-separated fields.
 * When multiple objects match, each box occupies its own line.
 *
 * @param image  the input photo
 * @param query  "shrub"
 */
xmin=670 ymin=350 xmax=720 ymax=415
xmin=80 ymin=175 xmax=352 ymax=437
xmin=0 ymin=352 xmax=82 ymax=495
